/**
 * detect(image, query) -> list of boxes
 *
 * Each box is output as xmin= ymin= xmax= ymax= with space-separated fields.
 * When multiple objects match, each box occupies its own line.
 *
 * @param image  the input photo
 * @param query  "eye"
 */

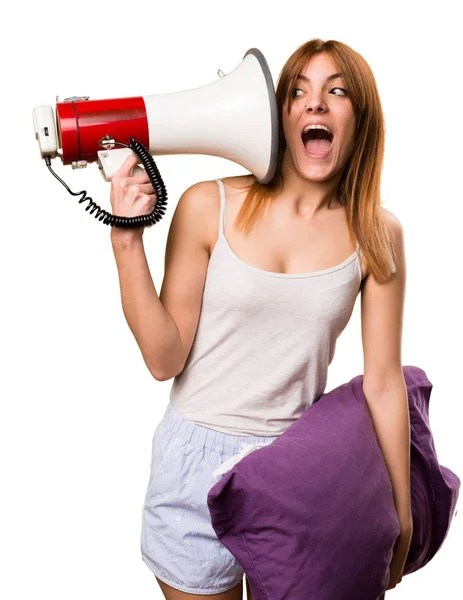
xmin=330 ymin=87 xmax=348 ymax=96
xmin=291 ymin=87 xmax=348 ymax=97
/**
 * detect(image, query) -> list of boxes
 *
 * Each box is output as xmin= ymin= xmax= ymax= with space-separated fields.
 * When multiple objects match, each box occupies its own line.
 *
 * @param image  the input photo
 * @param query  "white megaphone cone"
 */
xmin=132 ymin=47 xmax=279 ymax=184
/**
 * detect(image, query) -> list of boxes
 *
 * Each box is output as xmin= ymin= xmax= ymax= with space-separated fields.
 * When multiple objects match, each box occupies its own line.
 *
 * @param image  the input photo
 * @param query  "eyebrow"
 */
xmin=296 ymin=72 xmax=343 ymax=83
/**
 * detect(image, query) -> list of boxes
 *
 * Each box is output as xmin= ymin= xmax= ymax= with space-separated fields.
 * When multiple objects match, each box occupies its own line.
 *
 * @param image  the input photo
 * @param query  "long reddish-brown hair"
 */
xmin=231 ymin=39 xmax=396 ymax=283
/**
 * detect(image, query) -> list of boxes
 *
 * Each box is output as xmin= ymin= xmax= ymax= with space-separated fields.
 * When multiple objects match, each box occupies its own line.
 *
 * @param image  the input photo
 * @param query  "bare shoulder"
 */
xmin=358 ymin=207 xmax=404 ymax=282
xmin=380 ymin=206 xmax=404 ymax=236
xmin=380 ymin=206 xmax=405 ymax=262
xmin=191 ymin=175 xmax=256 ymax=254
xmin=180 ymin=178 xmax=220 ymax=211
xmin=174 ymin=179 xmax=222 ymax=254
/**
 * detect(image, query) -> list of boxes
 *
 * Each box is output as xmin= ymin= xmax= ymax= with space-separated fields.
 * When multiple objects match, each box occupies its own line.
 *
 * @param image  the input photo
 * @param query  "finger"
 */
xmin=131 ymin=169 xmax=151 ymax=184
xmin=117 ymin=153 xmax=141 ymax=177
xmin=138 ymin=183 xmax=156 ymax=195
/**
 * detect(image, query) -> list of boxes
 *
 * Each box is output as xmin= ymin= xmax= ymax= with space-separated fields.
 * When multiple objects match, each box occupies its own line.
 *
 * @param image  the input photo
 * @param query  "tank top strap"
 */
xmin=215 ymin=179 xmax=227 ymax=237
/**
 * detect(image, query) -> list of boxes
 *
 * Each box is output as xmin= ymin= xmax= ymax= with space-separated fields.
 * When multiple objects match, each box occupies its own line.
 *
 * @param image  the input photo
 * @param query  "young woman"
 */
xmin=110 ymin=38 xmax=410 ymax=600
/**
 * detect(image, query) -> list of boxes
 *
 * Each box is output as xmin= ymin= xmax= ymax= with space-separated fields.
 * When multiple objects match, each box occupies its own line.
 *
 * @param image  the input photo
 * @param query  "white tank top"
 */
xmin=168 ymin=179 xmax=362 ymax=436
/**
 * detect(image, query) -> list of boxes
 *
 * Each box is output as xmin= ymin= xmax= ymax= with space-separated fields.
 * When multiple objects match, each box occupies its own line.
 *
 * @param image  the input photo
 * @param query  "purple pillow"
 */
xmin=207 ymin=366 xmax=460 ymax=600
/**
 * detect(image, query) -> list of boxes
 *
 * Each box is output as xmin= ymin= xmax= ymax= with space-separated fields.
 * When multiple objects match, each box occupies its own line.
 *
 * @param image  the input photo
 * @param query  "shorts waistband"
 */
xmin=160 ymin=402 xmax=279 ymax=455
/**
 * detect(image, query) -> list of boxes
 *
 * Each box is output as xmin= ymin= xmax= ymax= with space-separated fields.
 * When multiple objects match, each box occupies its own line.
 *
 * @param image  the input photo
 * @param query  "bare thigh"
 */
xmin=156 ymin=576 xmax=243 ymax=599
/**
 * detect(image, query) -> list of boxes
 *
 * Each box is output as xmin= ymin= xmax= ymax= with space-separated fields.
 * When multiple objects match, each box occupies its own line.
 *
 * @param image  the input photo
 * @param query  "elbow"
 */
xmin=150 ymin=366 xmax=171 ymax=381
xmin=154 ymin=370 xmax=172 ymax=382
xmin=362 ymin=379 xmax=407 ymax=403
xmin=147 ymin=346 xmax=185 ymax=382
xmin=363 ymin=379 xmax=406 ymax=394
xmin=150 ymin=360 xmax=184 ymax=382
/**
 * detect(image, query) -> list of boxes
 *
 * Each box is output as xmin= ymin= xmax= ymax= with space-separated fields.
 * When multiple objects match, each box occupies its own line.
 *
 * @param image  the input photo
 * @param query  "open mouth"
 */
xmin=301 ymin=128 xmax=334 ymax=158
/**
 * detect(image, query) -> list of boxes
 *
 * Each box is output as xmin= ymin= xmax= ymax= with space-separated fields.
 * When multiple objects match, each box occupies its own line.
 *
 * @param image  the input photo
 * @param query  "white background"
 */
xmin=1 ymin=0 xmax=461 ymax=598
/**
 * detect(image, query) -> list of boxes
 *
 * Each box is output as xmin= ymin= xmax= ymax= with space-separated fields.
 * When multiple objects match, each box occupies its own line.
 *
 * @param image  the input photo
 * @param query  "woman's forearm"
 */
xmin=110 ymin=233 xmax=183 ymax=380
xmin=362 ymin=382 xmax=412 ymax=529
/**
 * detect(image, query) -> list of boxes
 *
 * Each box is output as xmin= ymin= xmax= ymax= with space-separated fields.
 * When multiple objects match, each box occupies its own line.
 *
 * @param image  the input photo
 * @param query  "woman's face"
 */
xmin=281 ymin=52 xmax=356 ymax=184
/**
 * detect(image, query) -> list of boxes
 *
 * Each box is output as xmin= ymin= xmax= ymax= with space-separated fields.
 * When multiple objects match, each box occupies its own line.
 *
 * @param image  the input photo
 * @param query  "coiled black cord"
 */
xmin=44 ymin=137 xmax=168 ymax=228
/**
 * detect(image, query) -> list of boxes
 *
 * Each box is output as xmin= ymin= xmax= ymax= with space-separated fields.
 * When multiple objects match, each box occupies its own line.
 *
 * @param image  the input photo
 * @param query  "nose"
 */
xmin=305 ymin=102 xmax=326 ymax=113
xmin=304 ymin=91 xmax=327 ymax=113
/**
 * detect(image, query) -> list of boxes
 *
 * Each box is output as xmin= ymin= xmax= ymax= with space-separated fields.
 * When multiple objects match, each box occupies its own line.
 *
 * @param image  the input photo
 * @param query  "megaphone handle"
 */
xmin=44 ymin=138 xmax=169 ymax=229
xmin=98 ymin=147 xmax=147 ymax=182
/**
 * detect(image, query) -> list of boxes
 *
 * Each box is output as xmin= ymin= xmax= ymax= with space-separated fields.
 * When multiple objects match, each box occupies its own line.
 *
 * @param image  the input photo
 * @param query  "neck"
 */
xmin=275 ymin=159 xmax=342 ymax=219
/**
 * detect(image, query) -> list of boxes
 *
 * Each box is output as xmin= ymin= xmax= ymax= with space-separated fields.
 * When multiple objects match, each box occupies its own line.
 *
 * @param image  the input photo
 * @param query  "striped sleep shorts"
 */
xmin=140 ymin=401 xmax=279 ymax=595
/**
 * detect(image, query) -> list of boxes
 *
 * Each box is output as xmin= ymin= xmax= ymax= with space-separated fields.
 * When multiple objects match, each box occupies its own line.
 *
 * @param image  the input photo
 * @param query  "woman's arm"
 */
xmin=359 ymin=208 xmax=412 ymax=530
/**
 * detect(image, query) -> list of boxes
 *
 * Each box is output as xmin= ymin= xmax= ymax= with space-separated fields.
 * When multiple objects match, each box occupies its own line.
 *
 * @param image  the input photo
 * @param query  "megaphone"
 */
xmin=32 ymin=48 xmax=279 ymax=229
